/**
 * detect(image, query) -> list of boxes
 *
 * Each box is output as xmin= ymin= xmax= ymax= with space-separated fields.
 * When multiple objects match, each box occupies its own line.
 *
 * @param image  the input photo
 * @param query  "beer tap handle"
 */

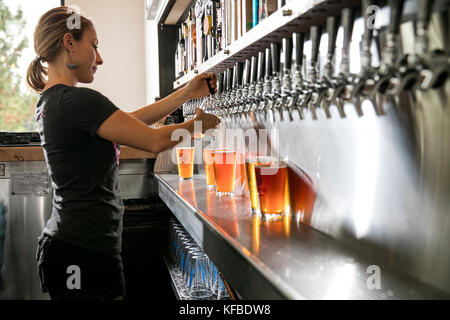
xmin=271 ymin=42 xmax=281 ymax=77
xmin=311 ymin=26 xmax=321 ymax=66
xmin=327 ymin=17 xmax=339 ymax=55
xmin=382 ymin=0 xmax=405 ymax=70
xmin=292 ymin=32 xmax=305 ymax=72
xmin=250 ymin=56 xmax=258 ymax=84
xmin=257 ymin=51 xmax=265 ymax=82
xmin=232 ymin=64 xmax=238 ymax=90
xmin=217 ymin=73 xmax=223 ymax=95
xmin=416 ymin=0 xmax=447 ymax=90
xmin=236 ymin=62 xmax=244 ymax=88
xmin=388 ymin=0 xmax=405 ymax=37
xmin=341 ymin=8 xmax=354 ymax=77
xmin=416 ymin=0 xmax=436 ymax=56
xmin=375 ymin=0 xmax=405 ymax=95
xmin=243 ymin=59 xmax=251 ymax=87
xmin=265 ymin=47 xmax=272 ymax=78
xmin=361 ymin=0 xmax=375 ymax=72
xmin=222 ymin=70 xmax=228 ymax=94
xmin=417 ymin=0 xmax=435 ymax=34
xmin=226 ymin=68 xmax=233 ymax=92
xmin=324 ymin=16 xmax=339 ymax=80
xmin=308 ymin=25 xmax=322 ymax=82
xmin=231 ymin=65 xmax=239 ymax=117
xmin=282 ymin=38 xmax=292 ymax=77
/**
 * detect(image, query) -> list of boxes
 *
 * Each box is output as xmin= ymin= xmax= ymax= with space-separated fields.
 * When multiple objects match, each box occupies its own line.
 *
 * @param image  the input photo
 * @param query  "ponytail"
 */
xmin=26 ymin=57 xmax=47 ymax=93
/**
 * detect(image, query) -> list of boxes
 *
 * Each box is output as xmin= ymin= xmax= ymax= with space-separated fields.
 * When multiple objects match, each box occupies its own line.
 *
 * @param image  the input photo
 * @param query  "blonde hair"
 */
xmin=26 ymin=6 xmax=93 ymax=93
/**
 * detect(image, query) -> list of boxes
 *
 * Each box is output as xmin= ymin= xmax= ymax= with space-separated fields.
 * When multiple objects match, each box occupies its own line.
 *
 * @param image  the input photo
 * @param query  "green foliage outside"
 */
xmin=0 ymin=0 xmax=38 ymax=132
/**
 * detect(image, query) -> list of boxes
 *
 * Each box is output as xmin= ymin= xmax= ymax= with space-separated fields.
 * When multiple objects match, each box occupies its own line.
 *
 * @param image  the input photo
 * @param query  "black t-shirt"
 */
xmin=36 ymin=84 xmax=124 ymax=255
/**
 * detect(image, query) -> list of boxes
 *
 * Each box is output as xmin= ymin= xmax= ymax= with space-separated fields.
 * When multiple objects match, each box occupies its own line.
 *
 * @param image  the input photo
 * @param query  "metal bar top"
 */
xmin=155 ymin=173 xmax=448 ymax=300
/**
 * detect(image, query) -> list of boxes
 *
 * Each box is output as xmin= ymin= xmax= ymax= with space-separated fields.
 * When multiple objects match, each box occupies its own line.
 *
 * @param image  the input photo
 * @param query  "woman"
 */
xmin=28 ymin=7 xmax=219 ymax=300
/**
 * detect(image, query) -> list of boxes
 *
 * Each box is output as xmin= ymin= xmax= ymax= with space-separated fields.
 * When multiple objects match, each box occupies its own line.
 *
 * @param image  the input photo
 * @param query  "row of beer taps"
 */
xmin=182 ymin=0 xmax=449 ymax=124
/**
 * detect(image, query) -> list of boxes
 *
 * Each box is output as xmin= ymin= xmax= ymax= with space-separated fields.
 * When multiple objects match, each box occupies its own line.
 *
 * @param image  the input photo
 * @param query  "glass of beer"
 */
xmin=245 ymin=157 xmax=262 ymax=214
xmin=213 ymin=150 xmax=236 ymax=196
xmin=203 ymin=149 xmax=219 ymax=189
xmin=254 ymin=157 xmax=288 ymax=218
xmin=176 ymin=147 xmax=195 ymax=180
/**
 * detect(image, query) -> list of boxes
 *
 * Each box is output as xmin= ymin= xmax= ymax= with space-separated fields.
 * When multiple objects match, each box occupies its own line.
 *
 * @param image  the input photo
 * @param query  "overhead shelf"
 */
xmin=173 ymin=0 xmax=361 ymax=89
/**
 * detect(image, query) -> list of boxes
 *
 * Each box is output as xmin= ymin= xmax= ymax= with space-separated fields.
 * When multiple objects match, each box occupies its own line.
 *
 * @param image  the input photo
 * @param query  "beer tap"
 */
xmin=257 ymin=48 xmax=273 ymax=119
xmin=277 ymin=37 xmax=292 ymax=121
xmin=371 ymin=0 xmax=405 ymax=99
xmin=203 ymin=72 xmax=217 ymax=115
xmin=237 ymin=59 xmax=251 ymax=121
xmin=289 ymin=32 xmax=305 ymax=120
xmin=224 ymin=67 xmax=233 ymax=124
xmin=213 ymin=72 xmax=223 ymax=116
xmin=242 ymin=59 xmax=251 ymax=100
xmin=251 ymin=51 xmax=265 ymax=113
xmin=348 ymin=0 xmax=378 ymax=114
xmin=310 ymin=16 xmax=339 ymax=119
xmin=229 ymin=64 xmax=237 ymax=121
xmin=267 ymin=42 xmax=282 ymax=122
xmin=323 ymin=8 xmax=355 ymax=118
xmin=407 ymin=0 xmax=447 ymax=91
xmin=217 ymin=69 xmax=225 ymax=119
xmin=245 ymin=56 xmax=258 ymax=114
xmin=377 ymin=0 xmax=434 ymax=96
xmin=300 ymin=25 xmax=322 ymax=120
xmin=217 ymin=71 xmax=227 ymax=118
xmin=231 ymin=62 xmax=243 ymax=123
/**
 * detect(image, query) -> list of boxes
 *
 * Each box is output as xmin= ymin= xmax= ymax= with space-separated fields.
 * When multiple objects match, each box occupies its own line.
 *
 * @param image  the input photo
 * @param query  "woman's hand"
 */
xmin=194 ymin=108 xmax=220 ymax=132
xmin=185 ymin=73 xmax=217 ymax=100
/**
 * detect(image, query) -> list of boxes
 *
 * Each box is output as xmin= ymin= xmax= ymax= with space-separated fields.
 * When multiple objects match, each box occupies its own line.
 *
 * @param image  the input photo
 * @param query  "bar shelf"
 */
xmin=155 ymin=173 xmax=450 ymax=299
xmin=173 ymin=0 xmax=361 ymax=89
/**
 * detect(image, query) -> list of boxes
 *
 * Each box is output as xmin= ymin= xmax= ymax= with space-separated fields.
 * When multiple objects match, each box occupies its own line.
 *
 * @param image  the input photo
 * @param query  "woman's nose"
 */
xmin=96 ymin=52 xmax=103 ymax=65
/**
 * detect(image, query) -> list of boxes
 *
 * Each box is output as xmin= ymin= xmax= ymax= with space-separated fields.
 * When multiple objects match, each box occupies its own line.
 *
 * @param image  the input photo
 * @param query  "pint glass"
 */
xmin=253 ymin=157 xmax=288 ymax=217
xmin=213 ymin=150 xmax=236 ymax=196
xmin=176 ymin=147 xmax=195 ymax=180
xmin=203 ymin=149 xmax=223 ymax=189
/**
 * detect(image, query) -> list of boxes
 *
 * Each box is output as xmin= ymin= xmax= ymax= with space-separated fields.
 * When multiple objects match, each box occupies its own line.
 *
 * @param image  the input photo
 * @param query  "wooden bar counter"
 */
xmin=0 ymin=145 xmax=156 ymax=162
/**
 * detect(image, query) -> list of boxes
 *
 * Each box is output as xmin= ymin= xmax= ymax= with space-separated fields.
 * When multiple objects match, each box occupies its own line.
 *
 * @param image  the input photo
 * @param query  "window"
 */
xmin=0 ymin=0 xmax=60 ymax=132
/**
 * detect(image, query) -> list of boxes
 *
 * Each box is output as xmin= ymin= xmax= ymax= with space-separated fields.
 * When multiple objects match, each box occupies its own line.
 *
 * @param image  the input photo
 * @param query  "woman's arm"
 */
xmin=97 ymin=108 xmax=220 ymax=154
xmin=130 ymin=73 xmax=217 ymax=125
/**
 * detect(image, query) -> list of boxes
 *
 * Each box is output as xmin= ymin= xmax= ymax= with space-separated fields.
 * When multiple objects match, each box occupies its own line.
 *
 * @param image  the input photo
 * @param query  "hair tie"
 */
xmin=36 ymin=56 xmax=44 ymax=62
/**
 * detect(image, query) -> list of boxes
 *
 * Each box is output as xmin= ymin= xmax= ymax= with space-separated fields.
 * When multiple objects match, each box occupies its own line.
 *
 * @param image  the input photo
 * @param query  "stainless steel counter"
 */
xmin=155 ymin=173 xmax=449 ymax=300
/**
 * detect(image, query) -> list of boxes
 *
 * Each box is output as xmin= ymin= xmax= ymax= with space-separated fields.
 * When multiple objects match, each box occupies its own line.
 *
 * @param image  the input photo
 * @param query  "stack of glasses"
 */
xmin=168 ymin=218 xmax=231 ymax=300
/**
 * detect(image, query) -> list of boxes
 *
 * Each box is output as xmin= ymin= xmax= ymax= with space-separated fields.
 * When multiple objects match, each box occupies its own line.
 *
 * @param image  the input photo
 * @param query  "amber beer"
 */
xmin=203 ymin=149 xmax=215 ymax=188
xmin=213 ymin=150 xmax=236 ymax=196
xmin=245 ymin=158 xmax=260 ymax=213
xmin=203 ymin=149 xmax=224 ymax=188
xmin=254 ymin=159 xmax=288 ymax=216
xmin=245 ymin=156 xmax=273 ymax=213
xmin=176 ymin=147 xmax=195 ymax=179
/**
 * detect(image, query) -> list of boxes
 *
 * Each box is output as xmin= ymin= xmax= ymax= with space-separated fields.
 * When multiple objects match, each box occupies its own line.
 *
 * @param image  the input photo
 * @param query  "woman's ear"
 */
xmin=62 ymin=33 xmax=76 ymax=52
xmin=63 ymin=32 xmax=79 ymax=69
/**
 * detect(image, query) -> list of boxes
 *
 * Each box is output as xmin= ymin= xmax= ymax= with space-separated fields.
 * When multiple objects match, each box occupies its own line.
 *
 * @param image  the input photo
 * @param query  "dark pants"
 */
xmin=36 ymin=234 xmax=126 ymax=300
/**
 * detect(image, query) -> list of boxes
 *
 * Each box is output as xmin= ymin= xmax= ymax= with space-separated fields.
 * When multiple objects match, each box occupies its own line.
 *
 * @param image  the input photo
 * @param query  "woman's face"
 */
xmin=71 ymin=27 xmax=103 ymax=83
